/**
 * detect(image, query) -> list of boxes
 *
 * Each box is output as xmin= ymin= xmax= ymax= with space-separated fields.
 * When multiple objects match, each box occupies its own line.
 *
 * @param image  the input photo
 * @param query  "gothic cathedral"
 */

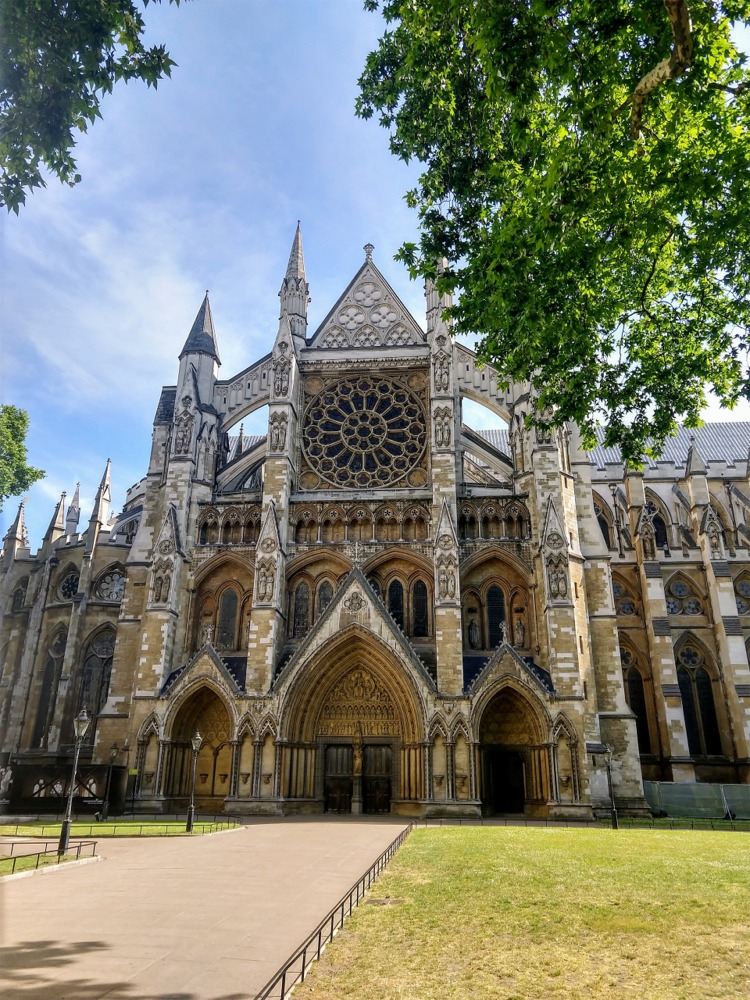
xmin=2 ymin=226 xmax=750 ymax=818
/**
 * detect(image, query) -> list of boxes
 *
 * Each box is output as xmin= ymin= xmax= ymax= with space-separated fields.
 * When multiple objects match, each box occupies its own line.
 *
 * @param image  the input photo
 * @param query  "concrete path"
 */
xmin=0 ymin=816 xmax=409 ymax=1000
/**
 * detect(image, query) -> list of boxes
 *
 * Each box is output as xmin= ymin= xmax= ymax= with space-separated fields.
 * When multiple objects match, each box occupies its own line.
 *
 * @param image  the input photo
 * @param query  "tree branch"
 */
xmin=629 ymin=0 xmax=693 ymax=139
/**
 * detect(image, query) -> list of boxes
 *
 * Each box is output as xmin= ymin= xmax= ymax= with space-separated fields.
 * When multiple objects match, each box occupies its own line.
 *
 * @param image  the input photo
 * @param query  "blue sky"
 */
xmin=2 ymin=2 xmax=749 ymax=547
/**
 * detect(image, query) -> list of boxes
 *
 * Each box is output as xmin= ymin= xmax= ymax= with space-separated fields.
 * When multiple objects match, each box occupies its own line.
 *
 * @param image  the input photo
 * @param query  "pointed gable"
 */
xmin=310 ymin=247 xmax=425 ymax=350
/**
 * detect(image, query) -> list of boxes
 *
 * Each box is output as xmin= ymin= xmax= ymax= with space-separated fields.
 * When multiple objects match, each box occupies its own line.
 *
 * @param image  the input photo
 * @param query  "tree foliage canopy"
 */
xmin=0 ymin=405 xmax=44 ymax=512
xmin=0 ymin=0 xmax=180 ymax=212
xmin=358 ymin=1 xmax=750 ymax=463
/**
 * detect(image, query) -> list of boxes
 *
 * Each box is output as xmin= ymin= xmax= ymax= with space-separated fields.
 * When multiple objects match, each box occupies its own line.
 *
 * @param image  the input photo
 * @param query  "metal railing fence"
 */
xmin=0 ymin=840 xmax=97 ymax=876
xmin=255 ymin=823 xmax=414 ymax=1000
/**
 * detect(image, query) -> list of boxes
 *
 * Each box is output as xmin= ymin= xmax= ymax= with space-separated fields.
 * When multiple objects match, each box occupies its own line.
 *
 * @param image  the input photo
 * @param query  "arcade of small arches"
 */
xmin=457 ymin=500 xmax=530 ymax=541
xmin=593 ymin=490 xmax=738 ymax=555
xmin=197 ymin=505 xmax=262 ymax=546
xmin=293 ymin=503 xmax=431 ymax=545
xmin=133 ymin=664 xmax=583 ymax=817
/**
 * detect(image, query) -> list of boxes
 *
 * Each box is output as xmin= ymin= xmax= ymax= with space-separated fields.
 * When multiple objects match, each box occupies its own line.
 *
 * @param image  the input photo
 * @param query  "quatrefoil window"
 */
xmin=302 ymin=376 xmax=427 ymax=488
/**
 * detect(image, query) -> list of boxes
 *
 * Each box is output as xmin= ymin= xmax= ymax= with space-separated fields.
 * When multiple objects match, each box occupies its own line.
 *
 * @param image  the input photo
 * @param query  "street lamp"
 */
xmin=58 ymin=709 xmax=91 ymax=855
xmin=604 ymin=745 xmax=619 ymax=830
xmin=186 ymin=731 xmax=202 ymax=833
xmin=100 ymin=742 xmax=119 ymax=821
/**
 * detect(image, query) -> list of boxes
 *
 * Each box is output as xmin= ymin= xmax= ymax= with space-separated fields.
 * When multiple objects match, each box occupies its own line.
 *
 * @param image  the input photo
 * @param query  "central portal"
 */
xmin=323 ymin=743 xmax=392 ymax=814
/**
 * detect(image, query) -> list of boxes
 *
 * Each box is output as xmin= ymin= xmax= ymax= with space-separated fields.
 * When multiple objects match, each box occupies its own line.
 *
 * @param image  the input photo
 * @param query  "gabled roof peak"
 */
xmin=180 ymin=292 xmax=221 ymax=364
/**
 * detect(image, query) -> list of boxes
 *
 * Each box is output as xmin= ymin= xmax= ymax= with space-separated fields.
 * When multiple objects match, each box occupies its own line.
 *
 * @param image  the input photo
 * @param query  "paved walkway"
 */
xmin=0 ymin=816 xmax=409 ymax=1000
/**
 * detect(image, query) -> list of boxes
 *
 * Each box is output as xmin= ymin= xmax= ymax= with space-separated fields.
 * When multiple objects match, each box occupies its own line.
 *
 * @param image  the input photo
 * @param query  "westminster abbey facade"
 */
xmin=2 ymin=227 xmax=750 ymax=818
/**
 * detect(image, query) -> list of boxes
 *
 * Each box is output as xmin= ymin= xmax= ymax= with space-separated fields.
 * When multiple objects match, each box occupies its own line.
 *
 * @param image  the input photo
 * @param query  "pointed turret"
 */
xmin=65 ymin=482 xmax=81 ymax=536
xmin=44 ymin=492 xmax=66 ymax=544
xmin=89 ymin=460 xmax=112 ymax=526
xmin=2 ymin=501 xmax=30 ymax=564
xmin=180 ymin=292 xmax=221 ymax=363
xmin=279 ymin=222 xmax=310 ymax=347
xmin=685 ymin=434 xmax=710 ymax=507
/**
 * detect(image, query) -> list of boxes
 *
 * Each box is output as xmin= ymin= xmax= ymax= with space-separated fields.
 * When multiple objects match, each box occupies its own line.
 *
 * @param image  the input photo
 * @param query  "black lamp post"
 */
xmin=58 ymin=709 xmax=91 ymax=856
xmin=604 ymin=745 xmax=619 ymax=830
xmin=186 ymin=731 xmax=201 ymax=833
xmin=101 ymin=742 xmax=119 ymax=821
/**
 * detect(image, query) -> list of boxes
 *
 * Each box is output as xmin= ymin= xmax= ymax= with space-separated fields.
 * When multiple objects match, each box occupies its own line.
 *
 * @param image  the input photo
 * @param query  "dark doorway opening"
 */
xmin=363 ymin=745 xmax=391 ymax=814
xmin=483 ymin=748 xmax=525 ymax=814
xmin=324 ymin=745 xmax=352 ymax=813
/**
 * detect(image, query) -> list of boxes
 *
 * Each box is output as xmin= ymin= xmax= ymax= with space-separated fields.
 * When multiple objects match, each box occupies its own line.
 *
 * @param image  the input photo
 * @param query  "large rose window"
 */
xmin=302 ymin=376 xmax=427 ymax=488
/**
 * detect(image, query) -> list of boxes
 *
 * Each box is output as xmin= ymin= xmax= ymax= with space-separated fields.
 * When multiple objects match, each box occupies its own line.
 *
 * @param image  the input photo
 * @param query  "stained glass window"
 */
xmin=412 ymin=580 xmax=429 ymax=637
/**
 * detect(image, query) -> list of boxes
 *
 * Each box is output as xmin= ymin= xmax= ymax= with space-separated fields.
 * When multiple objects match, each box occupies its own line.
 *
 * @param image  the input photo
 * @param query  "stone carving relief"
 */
xmin=702 ymin=506 xmax=726 ymax=559
xmin=353 ymin=280 xmax=383 ymax=307
xmin=152 ymin=558 xmax=173 ymax=604
xmin=436 ymin=555 xmax=457 ymax=600
xmin=256 ymin=559 xmax=276 ymax=603
xmin=174 ymin=395 xmax=194 ymax=455
xmin=317 ymin=668 xmax=398 ymax=737
xmin=269 ymin=413 xmax=288 ymax=452
xmin=433 ymin=352 xmax=450 ymax=393
xmin=547 ymin=557 xmax=568 ymax=599
xmin=273 ymin=357 xmax=290 ymax=397
xmin=434 ymin=406 xmax=452 ymax=448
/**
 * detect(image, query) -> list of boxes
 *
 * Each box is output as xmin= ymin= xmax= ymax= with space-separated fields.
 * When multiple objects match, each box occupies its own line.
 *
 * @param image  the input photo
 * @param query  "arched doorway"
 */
xmin=281 ymin=629 xmax=425 ymax=814
xmin=478 ymin=686 xmax=550 ymax=815
xmin=166 ymin=688 xmax=233 ymax=803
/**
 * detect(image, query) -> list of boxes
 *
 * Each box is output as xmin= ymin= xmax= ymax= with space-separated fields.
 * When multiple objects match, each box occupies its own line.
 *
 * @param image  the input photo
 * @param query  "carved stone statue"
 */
xmin=468 ymin=618 xmax=481 ymax=649
xmin=514 ymin=618 xmax=525 ymax=648
xmin=434 ymin=354 xmax=450 ymax=393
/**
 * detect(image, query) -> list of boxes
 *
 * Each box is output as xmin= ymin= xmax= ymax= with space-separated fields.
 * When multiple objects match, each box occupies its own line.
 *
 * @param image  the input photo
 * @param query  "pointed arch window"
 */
xmin=78 ymin=630 xmax=115 ymax=718
xmin=645 ymin=500 xmax=668 ymax=549
xmin=677 ymin=645 xmax=722 ymax=756
xmin=487 ymin=585 xmax=506 ymax=647
xmin=217 ymin=588 xmax=239 ymax=649
xmin=594 ymin=501 xmax=612 ymax=548
xmin=388 ymin=580 xmax=405 ymax=630
xmin=412 ymin=580 xmax=429 ymax=637
xmin=293 ymin=582 xmax=310 ymax=637
xmin=317 ymin=581 xmax=334 ymax=617
xmin=12 ymin=582 xmax=27 ymax=611
xmin=32 ymin=631 xmax=67 ymax=750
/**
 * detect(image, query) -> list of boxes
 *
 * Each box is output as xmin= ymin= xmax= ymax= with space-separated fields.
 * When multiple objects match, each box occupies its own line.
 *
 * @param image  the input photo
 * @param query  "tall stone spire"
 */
xmin=279 ymin=221 xmax=309 ymax=347
xmin=180 ymin=292 xmax=221 ymax=363
xmin=65 ymin=482 xmax=81 ymax=536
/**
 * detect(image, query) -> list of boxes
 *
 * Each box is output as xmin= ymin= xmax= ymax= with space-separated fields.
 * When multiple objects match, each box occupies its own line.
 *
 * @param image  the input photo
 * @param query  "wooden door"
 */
xmin=324 ymin=745 xmax=353 ymax=813
xmin=363 ymin=745 xmax=391 ymax=814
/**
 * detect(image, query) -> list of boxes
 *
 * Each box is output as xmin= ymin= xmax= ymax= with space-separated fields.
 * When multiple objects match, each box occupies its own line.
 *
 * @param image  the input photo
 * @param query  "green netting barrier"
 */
xmin=644 ymin=781 xmax=750 ymax=819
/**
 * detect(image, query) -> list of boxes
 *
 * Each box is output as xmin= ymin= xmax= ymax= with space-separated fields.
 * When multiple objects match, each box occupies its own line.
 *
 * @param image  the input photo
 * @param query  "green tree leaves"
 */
xmin=0 ymin=0 xmax=180 ymax=212
xmin=0 ymin=404 xmax=44 ymax=511
xmin=358 ymin=1 xmax=750 ymax=463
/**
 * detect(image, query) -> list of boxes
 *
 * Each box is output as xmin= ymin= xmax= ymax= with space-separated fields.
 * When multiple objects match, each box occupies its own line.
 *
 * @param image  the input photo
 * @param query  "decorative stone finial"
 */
xmin=364 ymin=243 xmax=374 ymax=261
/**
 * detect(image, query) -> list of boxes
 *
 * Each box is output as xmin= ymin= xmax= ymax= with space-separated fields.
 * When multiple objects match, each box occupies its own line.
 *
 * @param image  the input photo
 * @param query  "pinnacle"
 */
xmin=180 ymin=292 xmax=221 ymax=363
xmin=285 ymin=221 xmax=306 ymax=281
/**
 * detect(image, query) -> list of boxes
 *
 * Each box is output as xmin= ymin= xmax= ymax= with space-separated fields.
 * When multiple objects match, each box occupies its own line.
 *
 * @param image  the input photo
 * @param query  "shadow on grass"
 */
xmin=0 ymin=940 xmax=250 ymax=999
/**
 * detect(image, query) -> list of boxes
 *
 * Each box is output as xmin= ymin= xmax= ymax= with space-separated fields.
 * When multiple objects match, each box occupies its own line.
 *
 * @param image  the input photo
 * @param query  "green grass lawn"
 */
xmin=0 ymin=852 xmax=69 ymax=876
xmin=296 ymin=827 xmax=750 ymax=1000
xmin=0 ymin=819 xmax=238 ymax=837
